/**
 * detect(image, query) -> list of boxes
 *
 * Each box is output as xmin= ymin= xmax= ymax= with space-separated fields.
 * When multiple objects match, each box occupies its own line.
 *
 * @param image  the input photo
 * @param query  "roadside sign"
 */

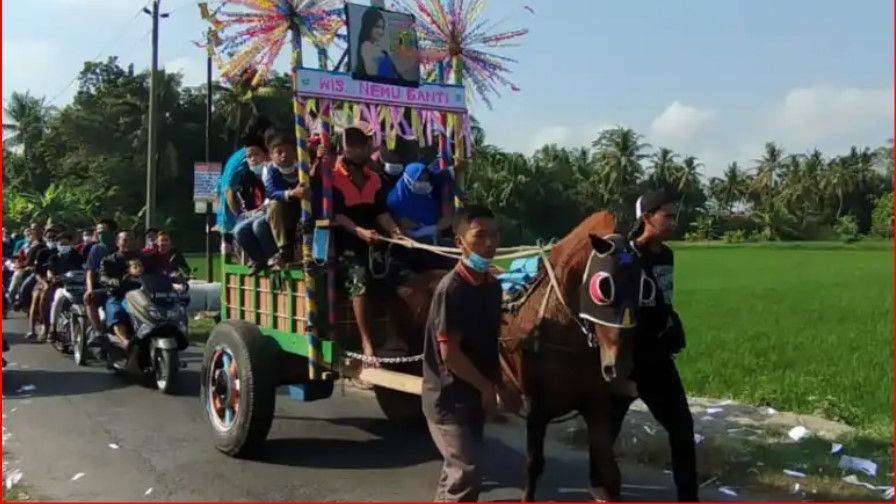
xmin=193 ymin=162 xmax=222 ymax=202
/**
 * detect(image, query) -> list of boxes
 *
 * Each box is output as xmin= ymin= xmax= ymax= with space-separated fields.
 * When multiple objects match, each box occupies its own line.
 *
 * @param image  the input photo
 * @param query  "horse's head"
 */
xmin=578 ymin=233 xmax=652 ymax=382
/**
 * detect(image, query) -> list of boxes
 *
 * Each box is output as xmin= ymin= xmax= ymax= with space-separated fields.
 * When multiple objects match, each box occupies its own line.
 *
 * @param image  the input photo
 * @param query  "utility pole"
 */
xmin=143 ymin=1 xmax=168 ymax=230
xmin=204 ymin=29 xmax=214 ymax=282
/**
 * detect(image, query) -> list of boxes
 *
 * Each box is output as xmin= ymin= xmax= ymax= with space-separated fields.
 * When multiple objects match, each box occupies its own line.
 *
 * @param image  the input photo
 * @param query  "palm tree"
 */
xmin=647 ymin=147 xmax=679 ymax=188
xmin=713 ymin=162 xmax=745 ymax=215
xmin=749 ymin=142 xmax=785 ymax=239
xmin=821 ymin=156 xmax=855 ymax=219
xmin=3 ymin=91 xmax=56 ymax=148
xmin=674 ymin=155 xmax=703 ymax=196
xmin=591 ymin=126 xmax=650 ymax=216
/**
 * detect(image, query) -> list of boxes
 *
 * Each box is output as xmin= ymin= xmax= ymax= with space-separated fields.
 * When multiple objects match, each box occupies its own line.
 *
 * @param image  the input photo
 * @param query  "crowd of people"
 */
xmin=216 ymin=115 xmax=459 ymax=364
xmin=3 ymin=219 xmax=190 ymax=354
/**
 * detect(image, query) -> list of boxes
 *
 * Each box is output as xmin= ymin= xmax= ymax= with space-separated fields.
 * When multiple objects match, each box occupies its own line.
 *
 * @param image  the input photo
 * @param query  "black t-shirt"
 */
xmin=236 ymin=169 xmax=266 ymax=212
xmin=99 ymin=251 xmax=143 ymax=297
xmin=422 ymin=265 xmax=502 ymax=424
xmin=47 ymin=249 xmax=84 ymax=277
xmin=34 ymin=246 xmax=56 ymax=276
xmin=631 ymin=241 xmax=685 ymax=359
xmin=25 ymin=241 xmax=47 ymax=268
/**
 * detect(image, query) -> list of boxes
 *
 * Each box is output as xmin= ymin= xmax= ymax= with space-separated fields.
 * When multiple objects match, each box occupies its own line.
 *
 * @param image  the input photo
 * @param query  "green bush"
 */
xmin=834 ymin=215 xmax=862 ymax=243
xmin=871 ymin=192 xmax=894 ymax=238
xmin=722 ymin=229 xmax=747 ymax=244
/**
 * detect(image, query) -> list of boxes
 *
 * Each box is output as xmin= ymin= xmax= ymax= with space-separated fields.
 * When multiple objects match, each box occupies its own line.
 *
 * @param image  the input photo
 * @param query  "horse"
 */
xmin=385 ymin=211 xmax=652 ymax=501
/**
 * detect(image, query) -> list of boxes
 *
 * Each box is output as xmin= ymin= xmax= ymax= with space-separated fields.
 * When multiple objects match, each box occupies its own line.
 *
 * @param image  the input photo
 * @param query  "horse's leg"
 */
xmin=583 ymin=407 xmax=621 ymax=502
xmin=522 ymin=413 xmax=548 ymax=502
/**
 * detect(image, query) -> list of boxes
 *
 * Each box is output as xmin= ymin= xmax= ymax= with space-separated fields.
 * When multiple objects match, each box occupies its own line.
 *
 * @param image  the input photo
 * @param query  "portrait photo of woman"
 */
xmin=349 ymin=4 xmax=420 ymax=86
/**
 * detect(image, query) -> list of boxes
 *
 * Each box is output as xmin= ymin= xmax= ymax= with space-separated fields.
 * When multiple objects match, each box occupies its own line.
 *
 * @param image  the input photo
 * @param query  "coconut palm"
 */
xmin=591 ymin=126 xmax=650 ymax=216
xmin=647 ymin=147 xmax=679 ymax=189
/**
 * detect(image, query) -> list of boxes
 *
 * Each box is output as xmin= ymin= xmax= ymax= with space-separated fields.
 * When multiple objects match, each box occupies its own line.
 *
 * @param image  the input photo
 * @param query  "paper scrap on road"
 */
xmin=643 ymin=424 xmax=657 ymax=435
xmin=705 ymin=407 xmax=724 ymax=414
xmin=108 ymin=443 xmax=119 ymax=450
xmin=783 ymin=469 xmax=807 ymax=478
xmin=145 ymin=487 xmax=153 ymax=496
xmin=762 ymin=407 xmax=777 ymax=415
xmin=694 ymin=433 xmax=704 ymax=444
xmin=700 ymin=415 xmax=714 ymax=421
xmin=71 ymin=473 xmax=85 ymax=481
xmin=788 ymin=426 xmax=809 ymax=441
xmin=718 ymin=486 xmax=738 ymax=496
xmin=16 ymin=385 xmax=35 ymax=393
xmin=792 ymin=483 xmax=801 ymax=494
xmin=830 ymin=443 xmax=843 ymax=455
xmin=10 ymin=408 xmax=17 ymax=413
xmin=838 ymin=455 xmax=877 ymax=477
xmin=5 ymin=469 xmax=23 ymax=489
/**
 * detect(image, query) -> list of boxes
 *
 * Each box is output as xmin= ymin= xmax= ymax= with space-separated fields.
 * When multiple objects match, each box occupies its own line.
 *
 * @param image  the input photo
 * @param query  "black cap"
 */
xmin=630 ymin=188 xmax=680 ymax=239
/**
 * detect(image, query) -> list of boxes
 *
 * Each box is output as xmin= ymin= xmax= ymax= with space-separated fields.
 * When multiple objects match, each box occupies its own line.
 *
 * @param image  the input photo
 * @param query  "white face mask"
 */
xmin=384 ymin=163 xmax=404 ymax=176
xmin=46 ymin=240 xmax=57 ymax=249
xmin=276 ymin=162 xmax=298 ymax=174
xmin=57 ymin=245 xmax=72 ymax=255
xmin=83 ymin=234 xmax=92 ymax=243
xmin=249 ymin=163 xmax=264 ymax=176
xmin=410 ymin=181 xmax=433 ymax=195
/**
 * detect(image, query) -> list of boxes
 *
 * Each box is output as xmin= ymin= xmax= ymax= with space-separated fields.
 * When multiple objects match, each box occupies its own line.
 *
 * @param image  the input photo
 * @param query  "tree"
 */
xmin=591 ymin=126 xmax=650 ymax=221
xmin=647 ymin=147 xmax=679 ymax=189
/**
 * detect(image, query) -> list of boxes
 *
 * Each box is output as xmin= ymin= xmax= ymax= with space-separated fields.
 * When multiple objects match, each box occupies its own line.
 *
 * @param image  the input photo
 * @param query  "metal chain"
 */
xmin=343 ymin=351 xmax=424 ymax=364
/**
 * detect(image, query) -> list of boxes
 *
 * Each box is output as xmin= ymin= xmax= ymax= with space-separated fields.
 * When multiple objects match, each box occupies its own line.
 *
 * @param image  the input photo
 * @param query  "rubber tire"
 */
xmin=373 ymin=360 xmax=425 ymax=428
xmin=155 ymin=348 xmax=178 ymax=395
xmin=72 ymin=315 xmax=89 ymax=367
xmin=201 ymin=320 xmax=278 ymax=458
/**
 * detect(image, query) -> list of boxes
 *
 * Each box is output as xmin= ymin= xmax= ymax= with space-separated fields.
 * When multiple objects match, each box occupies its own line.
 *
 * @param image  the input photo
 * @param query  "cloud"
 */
xmin=759 ymin=85 xmax=893 ymax=146
xmin=650 ymin=101 xmax=716 ymax=147
xmin=525 ymin=124 xmax=615 ymax=154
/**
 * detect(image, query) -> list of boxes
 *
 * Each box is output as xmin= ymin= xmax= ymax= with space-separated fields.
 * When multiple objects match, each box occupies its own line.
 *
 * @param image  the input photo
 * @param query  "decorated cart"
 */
xmin=198 ymin=0 xmax=527 ymax=456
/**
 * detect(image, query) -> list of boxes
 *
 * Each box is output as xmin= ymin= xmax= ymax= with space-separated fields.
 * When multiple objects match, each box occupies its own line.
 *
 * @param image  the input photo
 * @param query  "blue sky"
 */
xmin=3 ymin=0 xmax=893 ymax=175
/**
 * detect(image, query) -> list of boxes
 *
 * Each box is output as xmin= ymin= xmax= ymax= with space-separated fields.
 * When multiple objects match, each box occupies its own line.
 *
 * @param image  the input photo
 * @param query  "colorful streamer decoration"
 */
xmin=199 ymin=0 xmax=345 ymax=87
xmin=393 ymin=0 xmax=529 ymax=108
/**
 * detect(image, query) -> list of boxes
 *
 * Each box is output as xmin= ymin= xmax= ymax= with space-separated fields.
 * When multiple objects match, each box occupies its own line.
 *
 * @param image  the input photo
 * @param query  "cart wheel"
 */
xmin=373 ymin=359 xmax=424 ymax=428
xmin=201 ymin=320 xmax=278 ymax=458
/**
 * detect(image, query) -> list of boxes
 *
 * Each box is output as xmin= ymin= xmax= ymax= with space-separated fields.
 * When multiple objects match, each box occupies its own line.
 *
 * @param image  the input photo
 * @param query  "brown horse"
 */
xmin=387 ymin=211 xmax=650 ymax=501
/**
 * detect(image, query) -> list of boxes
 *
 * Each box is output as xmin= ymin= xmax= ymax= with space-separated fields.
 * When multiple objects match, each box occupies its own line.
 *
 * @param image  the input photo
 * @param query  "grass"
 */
xmin=673 ymin=245 xmax=893 ymax=436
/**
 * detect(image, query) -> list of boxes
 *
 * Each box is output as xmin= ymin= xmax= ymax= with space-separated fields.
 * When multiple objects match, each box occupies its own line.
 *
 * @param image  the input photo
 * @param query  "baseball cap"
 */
xmin=630 ymin=188 xmax=680 ymax=238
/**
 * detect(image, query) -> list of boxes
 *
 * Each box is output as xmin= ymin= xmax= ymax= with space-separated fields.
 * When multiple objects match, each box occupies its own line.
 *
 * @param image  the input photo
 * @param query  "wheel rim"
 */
xmin=207 ymin=346 xmax=240 ymax=431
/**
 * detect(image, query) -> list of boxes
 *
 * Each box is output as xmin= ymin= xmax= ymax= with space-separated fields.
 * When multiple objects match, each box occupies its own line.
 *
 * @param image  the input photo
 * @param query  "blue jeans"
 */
xmin=233 ymin=213 xmax=277 ymax=265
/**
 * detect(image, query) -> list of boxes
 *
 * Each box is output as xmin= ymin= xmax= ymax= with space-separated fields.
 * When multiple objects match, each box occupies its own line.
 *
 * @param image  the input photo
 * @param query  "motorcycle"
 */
xmin=99 ymin=272 xmax=190 ymax=394
xmin=51 ymin=270 xmax=87 ymax=356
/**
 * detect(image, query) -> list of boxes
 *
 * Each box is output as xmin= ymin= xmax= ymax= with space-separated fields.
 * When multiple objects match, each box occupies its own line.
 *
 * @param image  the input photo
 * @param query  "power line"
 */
xmin=45 ymin=5 xmax=148 ymax=105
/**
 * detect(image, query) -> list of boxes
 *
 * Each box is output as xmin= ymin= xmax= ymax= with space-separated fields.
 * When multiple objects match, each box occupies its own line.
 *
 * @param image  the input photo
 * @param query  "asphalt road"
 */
xmin=1 ymin=313 xmax=733 ymax=502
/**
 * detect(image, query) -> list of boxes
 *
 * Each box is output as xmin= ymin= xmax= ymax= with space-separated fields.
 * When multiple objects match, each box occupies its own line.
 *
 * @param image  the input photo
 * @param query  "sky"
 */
xmin=3 ymin=0 xmax=893 ymax=176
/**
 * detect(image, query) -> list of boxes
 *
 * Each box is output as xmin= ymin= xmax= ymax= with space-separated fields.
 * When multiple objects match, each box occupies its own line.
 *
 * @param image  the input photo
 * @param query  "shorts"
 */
xmin=337 ymin=250 xmax=370 ymax=298
xmin=104 ymin=297 xmax=130 ymax=329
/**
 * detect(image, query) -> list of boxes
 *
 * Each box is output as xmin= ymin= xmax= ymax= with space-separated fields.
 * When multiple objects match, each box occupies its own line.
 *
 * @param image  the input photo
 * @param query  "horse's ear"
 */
xmin=589 ymin=234 xmax=615 ymax=257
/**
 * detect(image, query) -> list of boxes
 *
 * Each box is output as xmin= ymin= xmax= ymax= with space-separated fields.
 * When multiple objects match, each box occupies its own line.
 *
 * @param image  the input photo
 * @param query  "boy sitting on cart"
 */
xmin=319 ymin=120 xmax=404 ymax=371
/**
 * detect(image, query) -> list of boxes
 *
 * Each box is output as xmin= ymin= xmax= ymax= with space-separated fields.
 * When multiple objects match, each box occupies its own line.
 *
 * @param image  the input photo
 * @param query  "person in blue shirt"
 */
xmin=216 ymin=115 xmax=272 ymax=252
xmin=262 ymin=129 xmax=306 ymax=266
xmin=83 ymin=219 xmax=118 ymax=338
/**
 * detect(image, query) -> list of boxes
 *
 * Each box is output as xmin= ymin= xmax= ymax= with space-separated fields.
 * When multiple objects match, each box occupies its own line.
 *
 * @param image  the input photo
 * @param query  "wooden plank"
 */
xmin=341 ymin=362 xmax=422 ymax=396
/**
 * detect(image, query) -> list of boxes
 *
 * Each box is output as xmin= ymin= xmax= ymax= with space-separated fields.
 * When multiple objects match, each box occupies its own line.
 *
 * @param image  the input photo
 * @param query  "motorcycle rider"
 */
xmin=144 ymin=231 xmax=190 ymax=278
xmin=12 ymin=224 xmax=45 ymax=312
xmin=98 ymin=232 xmax=144 ymax=353
xmin=45 ymin=232 xmax=86 ymax=342
xmin=23 ymin=226 xmax=55 ymax=338
xmin=83 ymin=219 xmax=118 ymax=341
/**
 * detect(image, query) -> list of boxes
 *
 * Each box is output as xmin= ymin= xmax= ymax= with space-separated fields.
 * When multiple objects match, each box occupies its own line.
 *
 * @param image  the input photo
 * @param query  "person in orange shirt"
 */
xmin=318 ymin=121 xmax=404 ymax=372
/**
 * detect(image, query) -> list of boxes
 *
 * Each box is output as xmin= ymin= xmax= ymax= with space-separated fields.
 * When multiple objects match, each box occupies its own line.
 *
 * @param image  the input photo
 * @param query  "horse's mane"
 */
xmin=541 ymin=211 xmax=617 ymax=324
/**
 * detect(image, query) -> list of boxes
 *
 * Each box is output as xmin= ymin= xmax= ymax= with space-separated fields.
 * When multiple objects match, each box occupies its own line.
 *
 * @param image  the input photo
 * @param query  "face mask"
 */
xmin=384 ymin=163 xmax=404 ymax=176
xmin=57 ymin=245 xmax=72 ymax=255
xmin=463 ymin=251 xmax=492 ymax=273
xmin=249 ymin=163 xmax=264 ymax=176
xmin=276 ymin=163 xmax=297 ymax=174
xmin=460 ymin=238 xmax=492 ymax=272
xmin=97 ymin=232 xmax=111 ymax=245
xmin=410 ymin=181 xmax=432 ymax=195
xmin=46 ymin=240 xmax=57 ymax=249
xmin=83 ymin=234 xmax=92 ymax=243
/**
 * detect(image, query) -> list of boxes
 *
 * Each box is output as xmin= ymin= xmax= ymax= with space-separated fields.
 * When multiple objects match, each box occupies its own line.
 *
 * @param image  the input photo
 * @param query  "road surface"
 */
xmin=1 ymin=313 xmax=735 ymax=501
